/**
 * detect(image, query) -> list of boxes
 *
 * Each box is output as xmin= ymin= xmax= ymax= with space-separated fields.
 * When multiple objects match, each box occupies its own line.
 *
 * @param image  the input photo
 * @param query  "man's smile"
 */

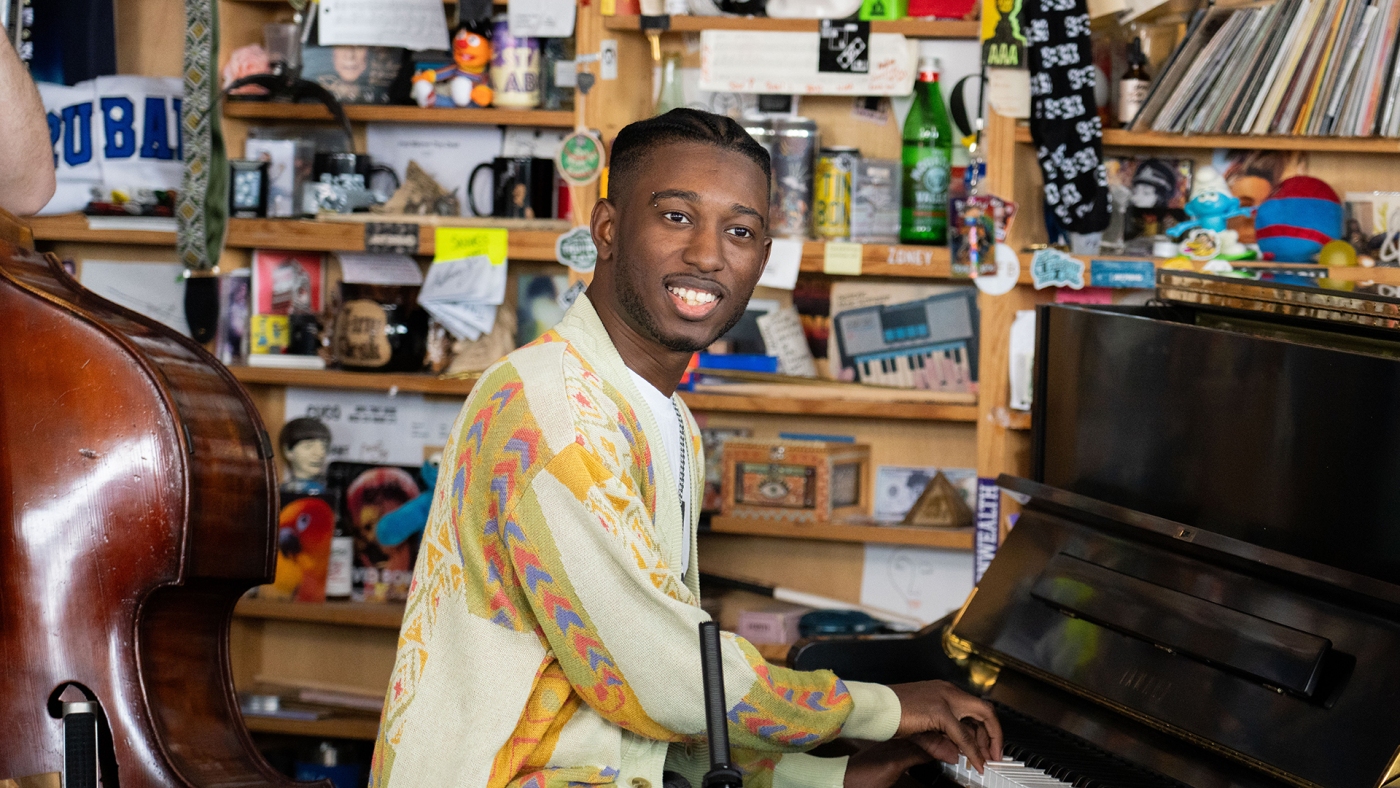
xmin=663 ymin=276 xmax=725 ymax=320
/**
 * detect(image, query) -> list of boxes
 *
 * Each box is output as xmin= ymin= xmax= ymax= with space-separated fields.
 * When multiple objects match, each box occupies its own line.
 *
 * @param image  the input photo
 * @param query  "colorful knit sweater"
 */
xmin=370 ymin=294 xmax=901 ymax=788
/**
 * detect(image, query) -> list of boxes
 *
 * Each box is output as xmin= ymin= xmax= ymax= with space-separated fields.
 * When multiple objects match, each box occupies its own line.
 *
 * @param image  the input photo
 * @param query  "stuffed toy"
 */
xmin=411 ymin=28 xmax=493 ymax=108
xmin=377 ymin=454 xmax=441 ymax=547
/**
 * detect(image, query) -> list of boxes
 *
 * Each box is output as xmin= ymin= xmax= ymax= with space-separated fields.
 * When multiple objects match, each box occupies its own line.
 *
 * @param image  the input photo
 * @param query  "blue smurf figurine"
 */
xmin=377 ymin=453 xmax=441 ymax=547
xmin=1166 ymin=166 xmax=1254 ymax=261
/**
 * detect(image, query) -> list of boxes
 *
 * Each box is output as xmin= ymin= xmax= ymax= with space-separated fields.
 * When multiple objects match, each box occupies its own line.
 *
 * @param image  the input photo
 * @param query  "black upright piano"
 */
xmin=795 ymin=272 xmax=1400 ymax=788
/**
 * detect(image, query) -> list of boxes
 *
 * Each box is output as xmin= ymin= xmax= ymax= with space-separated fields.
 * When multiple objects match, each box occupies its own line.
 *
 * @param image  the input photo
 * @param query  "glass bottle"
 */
xmin=900 ymin=55 xmax=954 ymax=244
xmin=655 ymin=52 xmax=685 ymax=116
xmin=1119 ymin=37 xmax=1150 ymax=126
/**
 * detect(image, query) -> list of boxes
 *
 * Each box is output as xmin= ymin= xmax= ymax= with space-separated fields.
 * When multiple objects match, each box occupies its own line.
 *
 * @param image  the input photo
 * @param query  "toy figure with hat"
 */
xmin=1167 ymin=166 xmax=1254 ymax=262
xmin=412 ymin=26 xmax=494 ymax=108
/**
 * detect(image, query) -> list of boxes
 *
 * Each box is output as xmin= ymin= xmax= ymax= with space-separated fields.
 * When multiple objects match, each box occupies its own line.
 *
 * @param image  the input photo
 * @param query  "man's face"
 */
xmin=286 ymin=438 xmax=328 ymax=480
xmin=594 ymin=141 xmax=771 ymax=353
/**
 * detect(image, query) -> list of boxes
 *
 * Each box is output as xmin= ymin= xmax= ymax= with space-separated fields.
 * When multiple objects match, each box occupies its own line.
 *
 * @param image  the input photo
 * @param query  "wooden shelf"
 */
xmin=234 ymin=597 xmax=406 ymax=628
xmin=224 ymin=101 xmax=576 ymax=128
xmin=230 ymin=365 xmax=478 ymax=396
xmin=684 ymin=388 xmax=976 ymax=421
xmin=1006 ymin=410 xmax=1031 ymax=430
xmin=1014 ymin=125 xmax=1400 ymax=153
xmin=243 ymin=713 xmax=381 ymax=740
xmin=27 ymin=214 xmax=564 ymax=260
xmin=798 ymin=241 xmax=954 ymax=278
xmin=603 ymin=14 xmax=979 ymax=38
xmin=708 ymin=515 xmax=973 ymax=549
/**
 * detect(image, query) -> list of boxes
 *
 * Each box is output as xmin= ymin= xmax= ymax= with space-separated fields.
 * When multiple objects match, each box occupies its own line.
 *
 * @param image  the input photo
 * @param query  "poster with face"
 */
xmin=327 ymin=462 xmax=423 ymax=603
xmin=1106 ymin=156 xmax=1193 ymax=248
xmin=302 ymin=45 xmax=408 ymax=104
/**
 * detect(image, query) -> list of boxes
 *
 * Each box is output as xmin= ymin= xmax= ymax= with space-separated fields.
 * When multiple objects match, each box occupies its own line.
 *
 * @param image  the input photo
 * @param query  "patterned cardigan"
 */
xmin=370 ymin=294 xmax=901 ymax=788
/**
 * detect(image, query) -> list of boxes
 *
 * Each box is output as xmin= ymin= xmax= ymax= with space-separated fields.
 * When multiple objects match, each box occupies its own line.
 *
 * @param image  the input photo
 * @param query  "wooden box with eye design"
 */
xmin=719 ymin=439 xmax=871 ymax=523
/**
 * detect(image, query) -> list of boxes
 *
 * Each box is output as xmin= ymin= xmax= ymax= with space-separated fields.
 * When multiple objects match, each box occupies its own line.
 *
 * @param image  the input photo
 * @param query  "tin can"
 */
xmin=769 ymin=117 xmax=819 ymax=239
xmin=491 ymin=16 xmax=541 ymax=109
xmin=740 ymin=117 xmax=778 ymax=222
xmin=813 ymin=147 xmax=858 ymax=240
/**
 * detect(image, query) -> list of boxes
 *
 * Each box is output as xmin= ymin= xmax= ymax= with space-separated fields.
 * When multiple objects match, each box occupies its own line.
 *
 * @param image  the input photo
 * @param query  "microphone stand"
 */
xmin=699 ymin=621 xmax=744 ymax=788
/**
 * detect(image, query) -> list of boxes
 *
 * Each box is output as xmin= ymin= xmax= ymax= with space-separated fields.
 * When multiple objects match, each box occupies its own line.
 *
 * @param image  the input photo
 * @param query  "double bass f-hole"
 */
xmin=46 ymin=682 xmax=119 ymax=788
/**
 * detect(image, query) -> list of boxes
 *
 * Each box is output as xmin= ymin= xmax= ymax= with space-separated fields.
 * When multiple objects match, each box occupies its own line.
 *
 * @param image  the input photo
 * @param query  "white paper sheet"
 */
xmin=422 ymin=301 xmax=497 ymax=341
xmin=699 ymin=31 xmax=916 ymax=96
xmin=336 ymin=253 xmax=425 ymax=286
xmin=420 ymin=255 xmax=508 ymax=306
xmin=1008 ymin=309 xmax=1036 ymax=410
xmin=365 ymin=124 xmax=503 ymax=217
xmin=860 ymin=544 xmax=975 ymax=625
xmin=317 ymin=0 xmax=450 ymax=51
xmin=757 ymin=237 xmax=803 ymax=290
xmin=508 ymin=0 xmax=577 ymax=38
xmin=79 ymin=261 xmax=188 ymax=336
xmin=874 ymin=465 xmax=939 ymax=523
xmin=284 ymin=387 xmax=466 ymax=466
xmin=755 ymin=306 xmax=817 ymax=377
xmin=502 ymin=128 xmax=568 ymax=159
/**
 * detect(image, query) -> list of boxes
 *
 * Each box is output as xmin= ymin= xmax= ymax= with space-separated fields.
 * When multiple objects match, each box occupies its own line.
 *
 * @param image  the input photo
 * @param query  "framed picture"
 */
xmin=301 ymin=45 xmax=410 ymax=105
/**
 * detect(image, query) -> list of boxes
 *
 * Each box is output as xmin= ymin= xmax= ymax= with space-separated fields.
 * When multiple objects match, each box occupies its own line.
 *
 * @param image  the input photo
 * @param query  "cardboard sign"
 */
xmin=364 ymin=222 xmax=420 ymax=254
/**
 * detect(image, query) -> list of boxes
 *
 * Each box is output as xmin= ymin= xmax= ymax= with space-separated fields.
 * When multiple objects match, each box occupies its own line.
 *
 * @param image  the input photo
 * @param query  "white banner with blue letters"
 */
xmin=37 ymin=76 xmax=184 ymax=215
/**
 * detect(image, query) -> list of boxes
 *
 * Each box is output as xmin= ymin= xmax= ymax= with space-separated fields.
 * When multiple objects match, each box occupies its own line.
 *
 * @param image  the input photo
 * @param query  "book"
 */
xmin=251 ymin=249 xmax=326 ymax=316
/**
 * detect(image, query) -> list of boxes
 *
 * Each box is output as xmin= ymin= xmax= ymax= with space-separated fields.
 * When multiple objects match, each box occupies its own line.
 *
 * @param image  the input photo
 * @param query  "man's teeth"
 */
xmin=667 ymin=285 xmax=718 ymax=306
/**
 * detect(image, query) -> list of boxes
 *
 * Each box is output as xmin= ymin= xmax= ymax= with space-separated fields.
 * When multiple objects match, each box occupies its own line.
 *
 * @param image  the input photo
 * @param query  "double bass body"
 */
xmin=0 ymin=211 xmax=307 ymax=786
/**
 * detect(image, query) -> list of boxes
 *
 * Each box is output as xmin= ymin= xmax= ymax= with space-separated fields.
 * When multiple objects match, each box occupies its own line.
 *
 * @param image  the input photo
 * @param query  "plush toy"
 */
xmin=1254 ymin=176 xmax=1342 ymax=262
xmin=376 ymin=454 xmax=441 ymax=547
xmin=412 ymin=28 xmax=493 ymax=108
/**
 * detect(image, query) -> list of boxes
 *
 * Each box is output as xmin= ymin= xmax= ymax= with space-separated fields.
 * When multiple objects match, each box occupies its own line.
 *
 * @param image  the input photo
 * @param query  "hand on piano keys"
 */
xmin=942 ymin=755 xmax=1077 ymax=787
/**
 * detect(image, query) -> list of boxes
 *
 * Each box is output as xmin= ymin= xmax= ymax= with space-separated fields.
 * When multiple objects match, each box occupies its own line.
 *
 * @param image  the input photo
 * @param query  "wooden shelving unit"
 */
xmin=223 ymin=101 xmax=576 ymax=128
xmin=243 ymin=713 xmax=381 ymax=741
xmin=1014 ymin=125 xmax=1400 ymax=153
xmin=234 ymin=597 xmax=406 ymax=629
xmin=602 ymin=14 xmax=979 ymax=38
xmin=27 ymin=214 xmax=566 ymax=260
xmin=707 ymin=515 xmax=974 ymax=549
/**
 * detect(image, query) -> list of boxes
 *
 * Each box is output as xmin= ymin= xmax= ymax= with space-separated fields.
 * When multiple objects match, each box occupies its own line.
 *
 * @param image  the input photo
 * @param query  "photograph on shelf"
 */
xmin=1106 ymin=156 xmax=1194 ymax=250
xmin=215 ymin=270 xmax=252 ymax=365
xmin=827 ymin=282 xmax=978 ymax=393
xmin=327 ymin=462 xmax=425 ymax=604
xmin=252 ymin=249 xmax=327 ymax=316
xmin=302 ymin=45 xmax=411 ymax=105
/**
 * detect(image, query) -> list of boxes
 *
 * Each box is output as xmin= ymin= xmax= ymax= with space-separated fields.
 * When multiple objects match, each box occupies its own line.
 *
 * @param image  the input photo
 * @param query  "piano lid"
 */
xmin=951 ymin=476 xmax=1400 ymax=788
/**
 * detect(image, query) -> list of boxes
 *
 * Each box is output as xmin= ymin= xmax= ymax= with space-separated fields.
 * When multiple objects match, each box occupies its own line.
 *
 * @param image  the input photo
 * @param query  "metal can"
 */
xmin=769 ymin=117 xmax=819 ymax=239
xmin=813 ymin=147 xmax=859 ymax=241
xmin=740 ymin=117 xmax=778 ymax=221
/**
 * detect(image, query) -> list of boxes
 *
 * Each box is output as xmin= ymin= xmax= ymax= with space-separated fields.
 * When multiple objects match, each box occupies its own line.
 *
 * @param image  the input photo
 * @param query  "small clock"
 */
xmin=229 ymin=159 xmax=269 ymax=218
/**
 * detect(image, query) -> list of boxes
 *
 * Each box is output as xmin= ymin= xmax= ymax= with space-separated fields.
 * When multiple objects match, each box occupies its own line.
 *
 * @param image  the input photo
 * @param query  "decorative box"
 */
xmin=720 ymin=439 xmax=871 ymax=523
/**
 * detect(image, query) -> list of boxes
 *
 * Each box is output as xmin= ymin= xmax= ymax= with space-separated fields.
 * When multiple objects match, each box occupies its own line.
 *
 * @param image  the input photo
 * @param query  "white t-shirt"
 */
xmin=627 ymin=369 xmax=691 ymax=575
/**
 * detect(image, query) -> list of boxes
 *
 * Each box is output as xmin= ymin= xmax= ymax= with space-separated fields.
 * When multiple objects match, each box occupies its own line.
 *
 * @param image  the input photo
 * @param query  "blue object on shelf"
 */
xmin=295 ymin=763 xmax=362 ymax=788
xmin=696 ymin=353 xmax=780 ymax=373
xmin=778 ymin=432 xmax=855 ymax=444
xmin=798 ymin=609 xmax=884 ymax=638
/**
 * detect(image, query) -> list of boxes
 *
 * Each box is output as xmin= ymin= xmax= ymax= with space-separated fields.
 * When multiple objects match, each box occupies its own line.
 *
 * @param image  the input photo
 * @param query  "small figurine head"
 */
xmin=1184 ymin=190 xmax=1242 ymax=227
xmin=280 ymin=417 xmax=332 ymax=481
xmin=453 ymin=28 xmax=491 ymax=73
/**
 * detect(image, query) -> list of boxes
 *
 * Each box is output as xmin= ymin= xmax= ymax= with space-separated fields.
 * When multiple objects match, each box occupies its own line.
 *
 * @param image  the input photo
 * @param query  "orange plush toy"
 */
xmin=412 ymin=27 xmax=494 ymax=108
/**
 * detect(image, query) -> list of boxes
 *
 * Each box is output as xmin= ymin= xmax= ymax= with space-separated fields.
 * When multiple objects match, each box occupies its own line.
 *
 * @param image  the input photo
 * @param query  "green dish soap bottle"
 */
xmin=901 ymin=52 xmax=954 ymax=244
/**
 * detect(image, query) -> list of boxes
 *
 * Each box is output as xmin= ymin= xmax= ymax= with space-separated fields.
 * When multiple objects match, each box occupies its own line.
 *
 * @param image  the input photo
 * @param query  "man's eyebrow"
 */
xmin=731 ymin=203 xmax=766 ymax=227
xmin=651 ymin=189 xmax=699 ymax=203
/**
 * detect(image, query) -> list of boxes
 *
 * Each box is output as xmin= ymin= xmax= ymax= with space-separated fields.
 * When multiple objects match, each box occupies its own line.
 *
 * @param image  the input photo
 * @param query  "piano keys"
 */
xmin=833 ymin=290 xmax=978 ymax=393
xmin=791 ymin=273 xmax=1400 ymax=788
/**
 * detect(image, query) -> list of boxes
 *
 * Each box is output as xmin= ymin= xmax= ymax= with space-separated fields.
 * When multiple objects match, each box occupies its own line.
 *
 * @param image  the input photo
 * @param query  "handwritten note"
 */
xmin=699 ymin=31 xmax=916 ymax=96
xmin=507 ymin=0 xmax=576 ymax=38
xmin=434 ymin=227 xmax=508 ymax=265
xmin=318 ymin=0 xmax=450 ymax=51
xmin=755 ymin=306 xmax=817 ymax=377
xmin=823 ymin=242 xmax=864 ymax=275
xmin=420 ymin=255 xmax=507 ymax=305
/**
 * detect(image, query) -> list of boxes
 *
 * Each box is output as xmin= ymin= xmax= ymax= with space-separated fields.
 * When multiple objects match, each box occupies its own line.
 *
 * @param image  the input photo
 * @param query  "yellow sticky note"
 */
xmin=434 ymin=227 xmax=509 ymax=266
xmin=823 ymin=242 xmax=864 ymax=276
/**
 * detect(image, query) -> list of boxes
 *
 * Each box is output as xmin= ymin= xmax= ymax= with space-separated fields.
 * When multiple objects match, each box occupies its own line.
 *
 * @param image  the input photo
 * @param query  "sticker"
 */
xmin=818 ymin=19 xmax=869 ymax=74
xmin=364 ymin=222 xmax=420 ymax=255
xmin=555 ymin=226 xmax=598 ymax=272
xmin=822 ymin=242 xmax=864 ymax=275
xmin=1030 ymin=248 xmax=1084 ymax=290
xmin=1089 ymin=259 xmax=1155 ymax=289
xmin=1179 ymin=227 xmax=1221 ymax=262
xmin=974 ymin=243 xmax=1021 ymax=296
xmin=434 ymin=227 xmax=508 ymax=265
xmin=974 ymin=477 xmax=1000 ymax=584
xmin=556 ymin=130 xmax=606 ymax=187
xmin=600 ymin=39 xmax=618 ymax=81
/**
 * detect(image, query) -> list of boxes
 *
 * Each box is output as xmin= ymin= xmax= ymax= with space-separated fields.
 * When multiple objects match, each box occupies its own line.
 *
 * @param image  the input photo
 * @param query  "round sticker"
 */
xmin=555 ymin=226 xmax=598 ymax=273
xmin=974 ymin=243 xmax=1021 ymax=296
xmin=556 ymin=130 xmax=605 ymax=186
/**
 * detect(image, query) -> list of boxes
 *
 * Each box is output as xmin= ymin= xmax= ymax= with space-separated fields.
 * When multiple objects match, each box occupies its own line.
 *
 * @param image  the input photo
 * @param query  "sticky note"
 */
xmin=823 ymin=242 xmax=864 ymax=275
xmin=434 ymin=227 xmax=509 ymax=265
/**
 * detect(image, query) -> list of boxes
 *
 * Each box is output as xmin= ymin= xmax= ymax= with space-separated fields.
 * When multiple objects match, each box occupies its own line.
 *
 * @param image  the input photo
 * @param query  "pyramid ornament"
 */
xmin=901 ymin=471 xmax=974 ymax=529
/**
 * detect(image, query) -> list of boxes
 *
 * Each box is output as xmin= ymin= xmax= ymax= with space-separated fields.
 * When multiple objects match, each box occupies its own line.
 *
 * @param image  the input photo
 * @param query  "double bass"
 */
xmin=0 ymin=208 xmax=308 ymax=787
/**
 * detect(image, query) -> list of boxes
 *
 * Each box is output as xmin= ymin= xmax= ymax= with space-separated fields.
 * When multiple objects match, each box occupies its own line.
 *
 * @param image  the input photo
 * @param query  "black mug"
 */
xmin=468 ymin=157 xmax=555 ymax=219
xmin=313 ymin=152 xmax=399 ymax=199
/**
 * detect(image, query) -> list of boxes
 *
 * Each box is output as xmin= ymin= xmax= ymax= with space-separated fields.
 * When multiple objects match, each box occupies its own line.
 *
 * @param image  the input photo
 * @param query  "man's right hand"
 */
xmin=888 ymin=680 xmax=1003 ymax=772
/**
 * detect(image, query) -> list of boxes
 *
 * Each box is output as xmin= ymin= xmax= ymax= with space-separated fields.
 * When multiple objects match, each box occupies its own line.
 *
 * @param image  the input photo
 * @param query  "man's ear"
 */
xmin=757 ymin=236 xmax=773 ymax=279
xmin=591 ymin=198 xmax=617 ymax=262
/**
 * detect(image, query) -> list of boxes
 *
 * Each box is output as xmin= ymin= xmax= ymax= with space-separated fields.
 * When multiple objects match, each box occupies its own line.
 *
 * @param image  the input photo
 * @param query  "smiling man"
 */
xmin=370 ymin=109 xmax=1000 ymax=788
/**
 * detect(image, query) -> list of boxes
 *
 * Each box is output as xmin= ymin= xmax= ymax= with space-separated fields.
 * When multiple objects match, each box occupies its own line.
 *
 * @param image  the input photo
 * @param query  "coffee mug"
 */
xmin=468 ymin=157 xmax=555 ymax=219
